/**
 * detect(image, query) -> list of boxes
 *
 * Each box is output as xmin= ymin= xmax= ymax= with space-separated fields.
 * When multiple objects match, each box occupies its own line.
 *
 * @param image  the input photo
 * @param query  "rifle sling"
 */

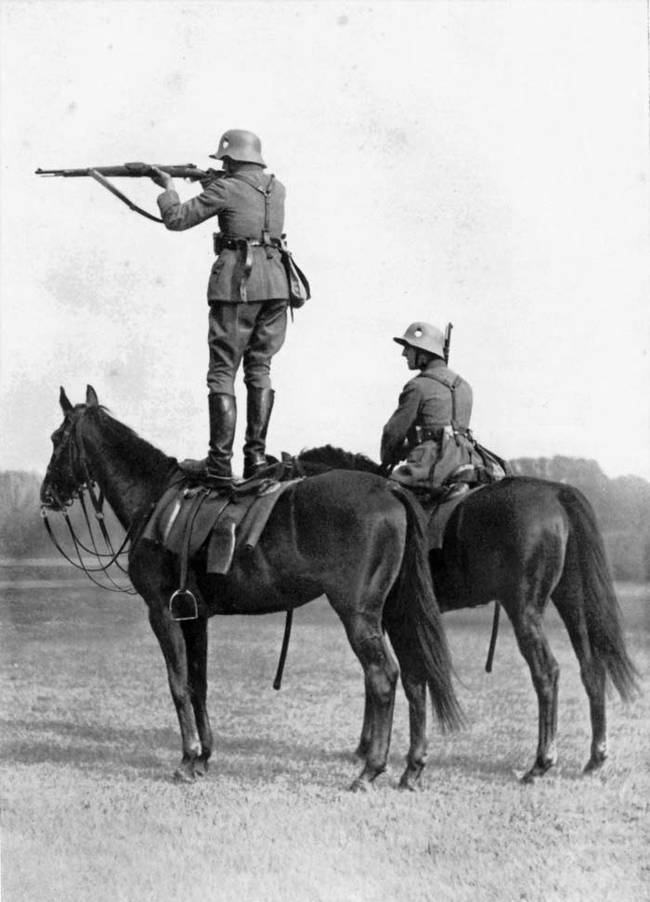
xmin=89 ymin=169 xmax=163 ymax=223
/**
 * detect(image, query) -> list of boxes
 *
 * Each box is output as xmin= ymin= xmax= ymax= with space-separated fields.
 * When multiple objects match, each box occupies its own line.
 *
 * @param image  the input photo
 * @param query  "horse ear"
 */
xmin=59 ymin=386 xmax=73 ymax=413
xmin=86 ymin=385 xmax=99 ymax=407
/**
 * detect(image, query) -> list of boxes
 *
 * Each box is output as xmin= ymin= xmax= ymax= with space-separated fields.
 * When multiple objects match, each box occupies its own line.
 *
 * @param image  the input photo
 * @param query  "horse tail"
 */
xmin=558 ymin=485 xmax=639 ymax=700
xmin=385 ymin=485 xmax=464 ymax=731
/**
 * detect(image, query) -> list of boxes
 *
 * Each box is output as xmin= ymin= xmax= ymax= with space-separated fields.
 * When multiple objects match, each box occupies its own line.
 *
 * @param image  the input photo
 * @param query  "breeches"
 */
xmin=207 ymin=300 xmax=288 ymax=395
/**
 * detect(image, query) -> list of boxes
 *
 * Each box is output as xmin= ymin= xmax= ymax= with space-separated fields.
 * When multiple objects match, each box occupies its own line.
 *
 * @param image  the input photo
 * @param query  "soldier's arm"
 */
xmin=155 ymin=178 xmax=227 ymax=231
xmin=380 ymin=382 xmax=420 ymax=465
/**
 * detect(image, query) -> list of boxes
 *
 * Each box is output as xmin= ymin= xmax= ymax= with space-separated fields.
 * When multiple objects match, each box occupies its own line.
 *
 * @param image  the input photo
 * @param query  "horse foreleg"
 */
xmin=512 ymin=608 xmax=559 ymax=783
xmin=148 ymin=605 xmax=203 ymax=782
xmin=355 ymin=691 xmax=373 ymax=760
xmin=181 ymin=616 xmax=213 ymax=777
xmin=344 ymin=623 xmax=398 ymax=791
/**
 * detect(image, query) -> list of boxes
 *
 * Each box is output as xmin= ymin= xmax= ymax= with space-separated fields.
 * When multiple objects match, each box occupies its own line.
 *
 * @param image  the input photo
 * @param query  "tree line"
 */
xmin=2 ymin=459 xmax=649 ymax=581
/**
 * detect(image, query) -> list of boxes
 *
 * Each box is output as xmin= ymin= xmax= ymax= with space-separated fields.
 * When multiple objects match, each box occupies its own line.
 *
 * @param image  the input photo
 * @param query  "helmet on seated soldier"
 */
xmin=393 ymin=322 xmax=445 ymax=370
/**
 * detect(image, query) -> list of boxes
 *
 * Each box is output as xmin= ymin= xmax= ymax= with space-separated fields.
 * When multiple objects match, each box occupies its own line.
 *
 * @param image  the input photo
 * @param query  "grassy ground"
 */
xmin=1 ymin=567 xmax=648 ymax=902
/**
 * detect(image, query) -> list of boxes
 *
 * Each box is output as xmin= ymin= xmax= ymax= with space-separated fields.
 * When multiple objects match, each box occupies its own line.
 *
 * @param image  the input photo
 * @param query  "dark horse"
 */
xmin=293 ymin=446 xmax=639 ymax=782
xmin=40 ymin=387 xmax=462 ymax=788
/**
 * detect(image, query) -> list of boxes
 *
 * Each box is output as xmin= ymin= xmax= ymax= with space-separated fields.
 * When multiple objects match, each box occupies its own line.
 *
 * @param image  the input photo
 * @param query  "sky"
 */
xmin=1 ymin=0 xmax=649 ymax=480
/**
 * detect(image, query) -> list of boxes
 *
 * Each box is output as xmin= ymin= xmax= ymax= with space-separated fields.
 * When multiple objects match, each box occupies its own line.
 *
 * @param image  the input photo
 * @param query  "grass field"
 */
xmin=1 ymin=564 xmax=648 ymax=902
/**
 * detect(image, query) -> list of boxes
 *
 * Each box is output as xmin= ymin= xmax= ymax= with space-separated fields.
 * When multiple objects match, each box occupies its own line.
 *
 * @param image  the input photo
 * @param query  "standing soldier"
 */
xmin=150 ymin=129 xmax=291 ymax=484
xmin=381 ymin=322 xmax=482 ymax=493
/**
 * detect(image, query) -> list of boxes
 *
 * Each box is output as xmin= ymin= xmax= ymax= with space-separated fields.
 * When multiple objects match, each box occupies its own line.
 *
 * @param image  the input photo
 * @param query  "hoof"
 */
xmin=173 ymin=757 xmax=200 ymax=783
xmin=349 ymin=777 xmax=374 ymax=793
xmin=194 ymin=756 xmax=210 ymax=778
xmin=521 ymin=762 xmax=555 ymax=784
xmin=583 ymin=755 xmax=607 ymax=775
xmin=398 ymin=774 xmax=423 ymax=792
xmin=173 ymin=766 xmax=196 ymax=784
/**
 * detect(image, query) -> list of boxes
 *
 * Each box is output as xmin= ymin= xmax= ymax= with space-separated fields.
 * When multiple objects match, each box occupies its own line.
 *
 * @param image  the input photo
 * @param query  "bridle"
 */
xmin=41 ymin=410 xmax=138 ymax=595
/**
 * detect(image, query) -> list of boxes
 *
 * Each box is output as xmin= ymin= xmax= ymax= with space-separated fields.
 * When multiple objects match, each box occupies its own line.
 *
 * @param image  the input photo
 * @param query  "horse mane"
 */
xmin=88 ymin=405 xmax=177 ymax=482
xmin=298 ymin=444 xmax=382 ymax=475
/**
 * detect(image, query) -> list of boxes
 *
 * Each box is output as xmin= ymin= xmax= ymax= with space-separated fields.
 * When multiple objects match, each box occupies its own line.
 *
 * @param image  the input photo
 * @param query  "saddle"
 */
xmin=422 ymin=483 xmax=484 ymax=549
xmin=140 ymin=472 xmax=301 ymax=619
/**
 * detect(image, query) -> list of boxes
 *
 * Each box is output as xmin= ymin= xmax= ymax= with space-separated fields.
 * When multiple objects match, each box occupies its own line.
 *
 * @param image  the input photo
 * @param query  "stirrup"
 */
xmin=169 ymin=588 xmax=199 ymax=621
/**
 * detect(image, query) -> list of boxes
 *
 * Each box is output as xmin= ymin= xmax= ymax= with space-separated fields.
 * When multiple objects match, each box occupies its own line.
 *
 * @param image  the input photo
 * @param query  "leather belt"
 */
xmin=416 ymin=425 xmax=471 ymax=442
xmin=213 ymin=234 xmax=284 ymax=301
xmin=213 ymin=235 xmax=283 ymax=253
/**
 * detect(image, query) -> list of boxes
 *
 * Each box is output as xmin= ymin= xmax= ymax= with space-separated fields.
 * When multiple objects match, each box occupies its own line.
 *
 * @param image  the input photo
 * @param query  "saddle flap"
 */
xmin=207 ymin=519 xmax=237 ymax=574
xmin=141 ymin=476 xmax=303 ymax=579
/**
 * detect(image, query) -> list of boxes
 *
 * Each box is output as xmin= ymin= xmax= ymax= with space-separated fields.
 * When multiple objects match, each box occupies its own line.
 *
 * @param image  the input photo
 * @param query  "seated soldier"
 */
xmin=380 ymin=321 xmax=485 ymax=496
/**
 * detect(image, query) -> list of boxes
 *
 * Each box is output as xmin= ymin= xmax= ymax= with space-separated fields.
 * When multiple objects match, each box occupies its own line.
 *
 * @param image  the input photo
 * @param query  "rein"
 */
xmin=42 ymin=415 xmax=139 ymax=595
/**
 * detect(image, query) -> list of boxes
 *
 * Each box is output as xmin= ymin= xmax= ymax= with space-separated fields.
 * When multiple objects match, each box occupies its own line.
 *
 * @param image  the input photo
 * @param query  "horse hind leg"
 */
xmin=342 ymin=614 xmax=399 ymax=791
xmin=552 ymin=586 xmax=607 ymax=774
xmin=386 ymin=623 xmax=428 ymax=791
xmin=511 ymin=604 xmax=560 ymax=782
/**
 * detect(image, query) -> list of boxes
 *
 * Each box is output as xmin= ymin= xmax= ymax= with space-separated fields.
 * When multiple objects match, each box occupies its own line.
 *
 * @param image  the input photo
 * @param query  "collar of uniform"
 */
xmin=228 ymin=164 xmax=268 ymax=183
xmin=421 ymin=358 xmax=446 ymax=375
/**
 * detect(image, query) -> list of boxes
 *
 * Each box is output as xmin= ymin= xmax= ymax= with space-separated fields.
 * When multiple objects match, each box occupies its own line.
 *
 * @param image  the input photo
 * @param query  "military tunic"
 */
xmin=157 ymin=165 xmax=289 ymax=394
xmin=381 ymin=358 xmax=478 ymax=489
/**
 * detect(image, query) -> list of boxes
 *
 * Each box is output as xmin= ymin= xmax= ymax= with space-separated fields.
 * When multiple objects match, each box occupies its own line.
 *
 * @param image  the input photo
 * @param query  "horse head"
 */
xmin=40 ymin=385 xmax=100 ymax=510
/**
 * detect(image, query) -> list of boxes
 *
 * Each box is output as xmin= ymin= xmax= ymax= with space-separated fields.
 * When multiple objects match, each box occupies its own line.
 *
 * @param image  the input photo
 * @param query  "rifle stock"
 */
xmin=443 ymin=322 xmax=453 ymax=364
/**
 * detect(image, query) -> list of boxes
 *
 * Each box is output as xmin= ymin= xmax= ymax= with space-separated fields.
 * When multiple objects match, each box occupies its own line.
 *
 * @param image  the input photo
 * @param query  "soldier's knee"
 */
xmin=207 ymin=372 xmax=236 ymax=395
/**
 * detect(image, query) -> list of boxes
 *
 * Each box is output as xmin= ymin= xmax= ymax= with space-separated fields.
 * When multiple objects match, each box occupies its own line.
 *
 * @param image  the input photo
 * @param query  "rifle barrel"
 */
xmin=35 ymin=163 xmax=210 ymax=179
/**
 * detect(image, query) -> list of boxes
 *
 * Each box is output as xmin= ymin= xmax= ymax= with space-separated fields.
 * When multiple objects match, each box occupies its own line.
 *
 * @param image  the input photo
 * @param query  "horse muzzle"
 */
xmin=40 ymin=480 xmax=65 ymax=511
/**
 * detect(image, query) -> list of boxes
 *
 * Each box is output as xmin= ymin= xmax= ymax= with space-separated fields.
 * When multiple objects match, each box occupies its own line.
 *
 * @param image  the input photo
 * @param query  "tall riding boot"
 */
xmin=206 ymin=392 xmax=237 ymax=484
xmin=242 ymin=388 xmax=275 ymax=479
xmin=179 ymin=393 xmax=236 ymax=484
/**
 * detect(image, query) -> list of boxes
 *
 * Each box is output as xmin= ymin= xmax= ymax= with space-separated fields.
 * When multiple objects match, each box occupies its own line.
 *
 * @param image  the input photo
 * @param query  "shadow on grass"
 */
xmin=0 ymin=715 xmax=526 ymax=786
xmin=0 ymin=716 xmax=378 ymax=784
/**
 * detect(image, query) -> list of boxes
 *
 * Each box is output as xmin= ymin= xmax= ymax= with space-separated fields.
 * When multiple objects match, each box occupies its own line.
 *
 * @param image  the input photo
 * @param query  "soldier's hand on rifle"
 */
xmin=149 ymin=166 xmax=174 ymax=190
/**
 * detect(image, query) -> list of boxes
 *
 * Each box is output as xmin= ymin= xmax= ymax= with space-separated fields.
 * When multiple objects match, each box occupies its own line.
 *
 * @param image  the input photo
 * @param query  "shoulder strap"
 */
xmin=229 ymin=172 xmax=275 ymax=245
xmin=418 ymin=372 xmax=462 ymax=426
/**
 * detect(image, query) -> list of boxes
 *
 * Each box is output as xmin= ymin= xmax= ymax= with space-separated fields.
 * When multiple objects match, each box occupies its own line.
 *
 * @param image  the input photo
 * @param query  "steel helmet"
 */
xmin=393 ymin=322 xmax=445 ymax=358
xmin=210 ymin=129 xmax=266 ymax=166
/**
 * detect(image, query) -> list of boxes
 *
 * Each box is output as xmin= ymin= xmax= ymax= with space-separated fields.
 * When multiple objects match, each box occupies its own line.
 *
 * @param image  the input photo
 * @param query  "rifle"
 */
xmin=35 ymin=162 xmax=222 ymax=223
xmin=443 ymin=322 xmax=453 ymax=364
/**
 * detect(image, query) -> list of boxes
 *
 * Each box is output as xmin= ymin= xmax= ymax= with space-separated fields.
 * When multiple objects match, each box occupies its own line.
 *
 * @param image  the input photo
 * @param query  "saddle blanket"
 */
xmin=141 ymin=477 xmax=301 ymax=575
